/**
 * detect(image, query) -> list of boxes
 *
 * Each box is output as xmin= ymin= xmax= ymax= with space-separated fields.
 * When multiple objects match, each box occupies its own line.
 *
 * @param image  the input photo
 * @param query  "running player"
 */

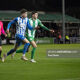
xmin=2 ymin=9 xmax=36 ymax=62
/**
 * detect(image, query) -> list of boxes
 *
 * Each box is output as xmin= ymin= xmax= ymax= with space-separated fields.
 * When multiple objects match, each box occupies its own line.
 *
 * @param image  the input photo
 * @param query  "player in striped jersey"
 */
xmin=2 ymin=9 xmax=36 ymax=62
xmin=13 ymin=11 xmax=54 ymax=63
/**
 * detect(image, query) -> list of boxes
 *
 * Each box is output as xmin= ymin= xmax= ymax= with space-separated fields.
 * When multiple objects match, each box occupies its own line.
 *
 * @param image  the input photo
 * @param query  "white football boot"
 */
xmin=30 ymin=59 xmax=36 ymax=63
xmin=21 ymin=56 xmax=28 ymax=61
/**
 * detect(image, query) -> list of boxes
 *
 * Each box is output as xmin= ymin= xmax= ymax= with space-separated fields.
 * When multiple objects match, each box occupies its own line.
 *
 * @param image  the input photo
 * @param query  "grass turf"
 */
xmin=0 ymin=44 xmax=80 ymax=80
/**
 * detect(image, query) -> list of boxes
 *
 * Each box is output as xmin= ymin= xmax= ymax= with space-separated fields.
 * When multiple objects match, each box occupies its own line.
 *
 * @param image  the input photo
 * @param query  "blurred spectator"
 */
xmin=57 ymin=32 xmax=62 ymax=44
xmin=65 ymin=35 xmax=70 ymax=44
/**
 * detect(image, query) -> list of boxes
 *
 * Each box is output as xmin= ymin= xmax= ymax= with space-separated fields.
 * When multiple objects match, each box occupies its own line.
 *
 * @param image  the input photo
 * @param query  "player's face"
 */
xmin=33 ymin=13 xmax=38 ymax=19
xmin=22 ymin=12 xmax=27 ymax=18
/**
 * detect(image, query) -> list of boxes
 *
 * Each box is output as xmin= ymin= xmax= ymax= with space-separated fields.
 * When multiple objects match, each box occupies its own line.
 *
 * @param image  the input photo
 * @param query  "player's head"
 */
xmin=20 ymin=9 xmax=27 ymax=18
xmin=32 ymin=11 xmax=38 ymax=19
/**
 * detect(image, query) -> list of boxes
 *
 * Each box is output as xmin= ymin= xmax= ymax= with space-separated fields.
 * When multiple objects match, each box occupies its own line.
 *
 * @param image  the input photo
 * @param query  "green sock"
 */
xmin=31 ymin=48 xmax=36 ymax=59
xmin=16 ymin=49 xmax=23 ymax=53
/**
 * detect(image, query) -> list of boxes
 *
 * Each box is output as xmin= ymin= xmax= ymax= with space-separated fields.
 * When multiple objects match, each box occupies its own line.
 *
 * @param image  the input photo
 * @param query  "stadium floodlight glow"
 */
xmin=62 ymin=0 xmax=65 ymax=43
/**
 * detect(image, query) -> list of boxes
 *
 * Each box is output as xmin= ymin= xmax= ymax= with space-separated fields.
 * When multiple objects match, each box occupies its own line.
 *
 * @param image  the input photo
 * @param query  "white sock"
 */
xmin=22 ymin=54 xmax=25 ymax=57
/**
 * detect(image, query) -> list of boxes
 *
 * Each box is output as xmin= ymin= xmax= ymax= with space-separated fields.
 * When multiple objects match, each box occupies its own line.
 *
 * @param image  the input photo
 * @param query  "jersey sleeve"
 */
xmin=38 ymin=19 xmax=50 ymax=31
xmin=7 ymin=17 xmax=18 ymax=30
xmin=27 ymin=19 xmax=33 ymax=30
xmin=1 ymin=22 xmax=6 ymax=35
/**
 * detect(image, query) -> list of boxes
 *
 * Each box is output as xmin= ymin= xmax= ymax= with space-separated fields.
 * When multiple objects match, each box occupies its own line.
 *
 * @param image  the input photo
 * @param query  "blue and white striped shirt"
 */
xmin=7 ymin=17 xmax=33 ymax=36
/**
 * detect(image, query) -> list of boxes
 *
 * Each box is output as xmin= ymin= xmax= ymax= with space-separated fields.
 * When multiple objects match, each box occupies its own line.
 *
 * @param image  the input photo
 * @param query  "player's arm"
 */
xmin=38 ymin=20 xmax=54 ymax=33
xmin=27 ymin=19 xmax=34 ymax=30
xmin=1 ymin=22 xmax=7 ymax=37
xmin=7 ymin=18 xmax=17 ymax=33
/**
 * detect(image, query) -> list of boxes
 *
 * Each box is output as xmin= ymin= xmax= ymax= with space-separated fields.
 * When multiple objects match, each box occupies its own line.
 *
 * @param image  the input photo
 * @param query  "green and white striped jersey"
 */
xmin=26 ymin=18 xmax=50 ymax=38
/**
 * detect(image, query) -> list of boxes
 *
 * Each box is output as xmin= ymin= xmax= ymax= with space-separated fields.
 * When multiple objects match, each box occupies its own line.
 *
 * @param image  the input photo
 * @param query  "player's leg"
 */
xmin=11 ymin=35 xmax=30 ymax=61
xmin=16 ymin=35 xmax=30 ymax=57
xmin=16 ymin=43 xmax=30 ymax=53
xmin=2 ymin=43 xmax=20 ymax=62
xmin=21 ymin=38 xmax=30 ymax=61
xmin=11 ymin=39 xmax=30 ymax=59
xmin=30 ymin=41 xmax=37 ymax=63
xmin=16 ymin=49 xmax=23 ymax=53
xmin=2 ymin=35 xmax=22 ymax=62
xmin=7 ymin=35 xmax=23 ymax=57
xmin=7 ymin=43 xmax=20 ymax=56
xmin=11 ymin=48 xmax=23 ymax=59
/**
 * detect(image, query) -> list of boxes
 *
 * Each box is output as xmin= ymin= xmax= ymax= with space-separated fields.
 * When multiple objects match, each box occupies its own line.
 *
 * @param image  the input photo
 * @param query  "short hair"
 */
xmin=20 ymin=9 xmax=27 ymax=14
xmin=32 ymin=11 xmax=38 ymax=15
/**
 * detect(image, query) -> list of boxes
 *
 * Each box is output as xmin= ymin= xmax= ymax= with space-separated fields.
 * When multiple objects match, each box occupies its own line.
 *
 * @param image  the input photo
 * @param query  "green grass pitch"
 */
xmin=0 ymin=44 xmax=80 ymax=80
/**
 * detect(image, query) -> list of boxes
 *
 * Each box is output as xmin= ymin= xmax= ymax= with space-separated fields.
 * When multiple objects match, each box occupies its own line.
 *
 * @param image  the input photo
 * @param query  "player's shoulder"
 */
xmin=16 ymin=16 xmax=25 ymax=19
xmin=37 ymin=19 xmax=41 ymax=22
xmin=29 ymin=18 xmax=33 ymax=22
xmin=13 ymin=17 xmax=19 ymax=21
xmin=37 ymin=19 xmax=40 ymax=21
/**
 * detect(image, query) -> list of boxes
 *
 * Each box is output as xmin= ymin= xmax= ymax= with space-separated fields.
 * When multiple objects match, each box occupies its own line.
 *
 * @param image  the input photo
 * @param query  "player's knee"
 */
xmin=34 ymin=45 xmax=37 ymax=48
xmin=26 ymin=41 xmax=30 ymax=43
xmin=24 ymin=38 xmax=30 ymax=43
xmin=27 ymin=43 xmax=30 ymax=46
xmin=25 ymin=43 xmax=30 ymax=47
xmin=36 ymin=45 xmax=37 ymax=48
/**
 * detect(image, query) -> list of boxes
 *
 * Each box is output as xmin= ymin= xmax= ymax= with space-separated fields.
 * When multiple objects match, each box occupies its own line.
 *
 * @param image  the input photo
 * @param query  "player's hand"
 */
xmin=5 ymin=33 xmax=7 ymax=37
xmin=50 ymin=29 xmax=54 ymax=33
xmin=34 ymin=27 xmax=40 ymax=30
xmin=6 ymin=29 xmax=9 ymax=34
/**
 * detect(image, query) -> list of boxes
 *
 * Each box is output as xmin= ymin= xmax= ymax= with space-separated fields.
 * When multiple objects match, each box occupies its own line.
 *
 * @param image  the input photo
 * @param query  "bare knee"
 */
xmin=35 ymin=45 xmax=37 ymax=48
xmin=33 ymin=45 xmax=37 ymax=48
xmin=31 ymin=41 xmax=37 ymax=48
xmin=23 ymin=39 xmax=30 ymax=43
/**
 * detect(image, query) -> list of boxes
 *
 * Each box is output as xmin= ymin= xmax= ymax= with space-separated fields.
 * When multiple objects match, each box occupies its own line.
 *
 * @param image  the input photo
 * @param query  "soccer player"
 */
xmin=0 ymin=21 xmax=7 ymax=59
xmin=2 ymin=9 xmax=36 ymax=62
xmin=13 ymin=11 xmax=54 ymax=63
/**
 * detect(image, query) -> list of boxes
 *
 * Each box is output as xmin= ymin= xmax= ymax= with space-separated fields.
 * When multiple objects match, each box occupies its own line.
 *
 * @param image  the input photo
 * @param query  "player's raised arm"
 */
xmin=38 ymin=20 xmax=50 ymax=31
xmin=38 ymin=19 xmax=54 ymax=33
xmin=7 ymin=18 xmax=17 ymax=33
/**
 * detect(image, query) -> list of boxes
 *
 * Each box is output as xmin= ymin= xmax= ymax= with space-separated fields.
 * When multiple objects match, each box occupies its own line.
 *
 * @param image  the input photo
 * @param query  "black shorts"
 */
xmin=0 ymin=36 xmax=2 ymax=46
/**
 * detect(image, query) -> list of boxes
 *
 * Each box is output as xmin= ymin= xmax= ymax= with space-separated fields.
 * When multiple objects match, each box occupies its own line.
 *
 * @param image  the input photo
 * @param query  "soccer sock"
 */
xmin=16 ymin=44 xmax=30 ymax=53
xmin=31 ymin=47 xmax=36 ymax=59
xmin=0 ymin=50 xmax=2 ymax=58
xmin=26 ymin=44 xmax=30 ymax=52
xmin=16 ymin=49 xmax=23 ymax=53
xmin=7 ymin=49 xmax=16 ymax=56
xmin=23 ymin=43 xmax=30 ymax=56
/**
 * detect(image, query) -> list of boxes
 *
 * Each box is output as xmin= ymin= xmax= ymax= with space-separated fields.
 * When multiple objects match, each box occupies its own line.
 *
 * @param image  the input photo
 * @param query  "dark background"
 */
xmin=0 ymin=0 xmax=80 ymax=18
xmin=0 ymin=0 xmax=80 ymax=11
xmin=0 ymin=0 xmax=80 ymax=42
